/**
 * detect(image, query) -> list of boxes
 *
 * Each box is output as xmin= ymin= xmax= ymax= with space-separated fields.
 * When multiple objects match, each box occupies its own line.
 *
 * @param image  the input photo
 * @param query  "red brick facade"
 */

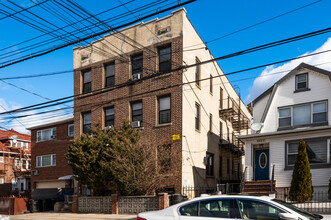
xmin=30 ymin=118 xmax=73 ymax=189
xmin=0 ymin=129 xmax=31 ymax=195
xmin=74 ymin=36 xmax=184 ymax=193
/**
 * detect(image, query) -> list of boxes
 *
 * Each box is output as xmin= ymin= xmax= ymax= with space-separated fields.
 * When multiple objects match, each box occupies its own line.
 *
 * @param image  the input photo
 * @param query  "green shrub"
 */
xmin=289 ymin=140 xmax=313 ymax=202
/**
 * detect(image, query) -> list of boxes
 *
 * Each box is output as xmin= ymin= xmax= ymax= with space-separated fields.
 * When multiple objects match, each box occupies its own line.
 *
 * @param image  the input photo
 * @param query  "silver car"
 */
xmin=137 ymin=195 xmax=323 ymax=220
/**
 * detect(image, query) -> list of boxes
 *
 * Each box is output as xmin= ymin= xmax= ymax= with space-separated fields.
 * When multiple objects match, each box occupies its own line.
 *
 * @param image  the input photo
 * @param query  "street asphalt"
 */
xmin=2 ymin=213 xmax=331 ymax=220
xmin=1 ymin=213 xmax=136 ymax=220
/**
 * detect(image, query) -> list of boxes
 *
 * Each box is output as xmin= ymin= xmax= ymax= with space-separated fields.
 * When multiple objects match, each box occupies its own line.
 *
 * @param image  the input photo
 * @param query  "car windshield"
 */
xmin=272 ymin=199 xmax=320 ymax=220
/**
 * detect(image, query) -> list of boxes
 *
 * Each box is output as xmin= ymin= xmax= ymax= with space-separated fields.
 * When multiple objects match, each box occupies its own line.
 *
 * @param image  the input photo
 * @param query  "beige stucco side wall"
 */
xmin=73 ymin=9 xmax=185 ymax=69
xmin=181 ymin=14 xmax=251 ymax=187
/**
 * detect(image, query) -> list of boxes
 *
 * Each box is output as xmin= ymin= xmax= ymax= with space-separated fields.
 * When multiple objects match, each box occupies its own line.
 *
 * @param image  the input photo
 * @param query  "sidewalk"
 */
xmin=1 ymin=213 xmax=136 ymax=220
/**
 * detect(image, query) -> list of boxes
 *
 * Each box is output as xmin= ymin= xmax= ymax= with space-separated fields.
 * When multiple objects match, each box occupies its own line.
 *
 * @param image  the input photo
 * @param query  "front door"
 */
xmin=254 ymin=149 xmax=269 ymax=180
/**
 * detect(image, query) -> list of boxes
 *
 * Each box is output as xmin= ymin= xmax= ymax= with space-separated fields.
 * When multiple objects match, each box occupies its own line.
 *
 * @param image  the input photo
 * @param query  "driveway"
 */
xmin=0 ymin=213 xmax=136 ymax=220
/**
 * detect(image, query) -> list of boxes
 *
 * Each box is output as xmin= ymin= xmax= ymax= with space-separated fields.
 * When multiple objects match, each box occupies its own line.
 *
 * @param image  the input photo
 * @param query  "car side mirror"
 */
xmin=278 ymin=213 xmax=298 ymax=220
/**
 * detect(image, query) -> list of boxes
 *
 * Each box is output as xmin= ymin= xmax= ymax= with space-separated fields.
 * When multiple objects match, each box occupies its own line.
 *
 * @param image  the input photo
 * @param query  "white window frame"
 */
xmin=10 ymin=140 xmax=17 ymax=147
xmin=68 ymin=124 xmax=74 ymax=137
xmin=278 ymin=101 xmax=328 ymax=128
xmin=37 ymin=128 xmax=56 ymax=142
xmin=0 ymin=178 xmax=4 ymax=184
xmin=36 ymin=154 xmax=56 ymax=167
xmin=22 ymin=142 xmax=28 ymax=149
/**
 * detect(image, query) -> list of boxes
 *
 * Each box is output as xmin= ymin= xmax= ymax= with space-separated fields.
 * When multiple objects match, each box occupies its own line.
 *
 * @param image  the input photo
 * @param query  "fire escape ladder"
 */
xmin=219 ymin=97 xmax=250 ymax=155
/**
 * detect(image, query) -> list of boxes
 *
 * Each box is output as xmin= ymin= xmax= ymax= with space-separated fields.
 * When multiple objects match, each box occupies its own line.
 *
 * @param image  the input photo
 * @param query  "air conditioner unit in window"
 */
xmin=50 ymin=135 xmax=56 ymax=139
xmin=132 ymin=73 xmax=141 ymax=81
xmin=104 ymin=126 xmax=113 ymax=130
xmin=32 ymin=170 xmax=39 ymax=175
xmin=132 ymin=121 xmax=141 ymax=128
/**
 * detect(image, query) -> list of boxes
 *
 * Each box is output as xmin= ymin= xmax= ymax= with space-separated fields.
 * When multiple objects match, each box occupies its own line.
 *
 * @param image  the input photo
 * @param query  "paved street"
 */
xmin=2 ymin=213 xmax=331 ymax=220
xmin=0 ymin=213 xmax=136 ymax=220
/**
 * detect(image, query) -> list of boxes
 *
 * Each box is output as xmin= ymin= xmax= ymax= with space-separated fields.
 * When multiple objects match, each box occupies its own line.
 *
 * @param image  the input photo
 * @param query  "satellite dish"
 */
xmin=251 ymin=123 xmax=264 ymax=131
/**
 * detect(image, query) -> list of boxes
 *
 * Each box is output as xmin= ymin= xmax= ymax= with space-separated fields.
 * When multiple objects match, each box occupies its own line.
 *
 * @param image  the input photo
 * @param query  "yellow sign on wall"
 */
xmin=172 ymin=134 xmax=180 ymax=140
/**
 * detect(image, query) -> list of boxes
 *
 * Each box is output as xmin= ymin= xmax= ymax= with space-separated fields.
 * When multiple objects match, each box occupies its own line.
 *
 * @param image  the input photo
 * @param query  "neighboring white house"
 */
xmin=240 ymin=63 xmax=331 ymax=193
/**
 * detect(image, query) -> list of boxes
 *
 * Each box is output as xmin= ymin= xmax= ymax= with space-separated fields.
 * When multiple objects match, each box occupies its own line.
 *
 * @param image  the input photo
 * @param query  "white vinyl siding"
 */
xmin=37 ymin=128 xmax=56 ymax=142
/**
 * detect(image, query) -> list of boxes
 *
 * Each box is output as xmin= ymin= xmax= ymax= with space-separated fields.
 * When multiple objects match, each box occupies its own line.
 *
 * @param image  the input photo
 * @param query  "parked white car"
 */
xmin=137 ymin=195 xmax=323 ymax=220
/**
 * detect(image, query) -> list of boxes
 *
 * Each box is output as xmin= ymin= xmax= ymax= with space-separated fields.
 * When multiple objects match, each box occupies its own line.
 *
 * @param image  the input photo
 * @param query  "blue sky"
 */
xmin=1 ymin=0 xmax=331 ymax=133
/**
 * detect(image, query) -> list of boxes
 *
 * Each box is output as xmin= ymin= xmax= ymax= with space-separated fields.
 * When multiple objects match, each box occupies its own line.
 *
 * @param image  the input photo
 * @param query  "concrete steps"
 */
xmin=242 ymin=180 xmax=276 ymax=196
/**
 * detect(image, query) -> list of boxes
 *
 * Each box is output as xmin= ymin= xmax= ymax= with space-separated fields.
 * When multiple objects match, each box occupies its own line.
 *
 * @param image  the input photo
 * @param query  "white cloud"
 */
xmin=0 ymin=98 xmax=71 ymax=135
xmin=246 ymin=38 xmax=331 ymax=103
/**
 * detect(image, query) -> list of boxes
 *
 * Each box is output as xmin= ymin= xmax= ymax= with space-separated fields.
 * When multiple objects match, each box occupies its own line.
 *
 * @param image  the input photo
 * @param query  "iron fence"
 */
xmin=276 ymin=191 xmax=331 ymax=214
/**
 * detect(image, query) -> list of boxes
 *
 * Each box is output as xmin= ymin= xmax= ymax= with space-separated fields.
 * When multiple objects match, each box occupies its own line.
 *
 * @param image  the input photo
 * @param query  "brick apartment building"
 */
xmin=73 ymin=9 xmax=251 ymax=194
xmin=0 ymin=128 xmax=31 ymax=196
xmin=28 ymin=116 xmax=74 ymax=190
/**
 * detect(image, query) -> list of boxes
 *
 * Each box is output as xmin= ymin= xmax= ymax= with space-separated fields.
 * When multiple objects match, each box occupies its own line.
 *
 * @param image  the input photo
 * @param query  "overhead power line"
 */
xmin=2 ymin=44 xmax=331 ymax=119
xmin=0 ymin=0 xmax=196 ymax=68
xmin=0 ymin=0 xmax=49 ymax=21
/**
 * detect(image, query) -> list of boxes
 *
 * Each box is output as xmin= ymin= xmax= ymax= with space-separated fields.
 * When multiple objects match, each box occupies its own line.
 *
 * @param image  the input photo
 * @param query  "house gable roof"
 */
xmin=0 ymin=128 xmax=30 ymax=141
xmin=250 ymin=62 xmax=331 ymax=107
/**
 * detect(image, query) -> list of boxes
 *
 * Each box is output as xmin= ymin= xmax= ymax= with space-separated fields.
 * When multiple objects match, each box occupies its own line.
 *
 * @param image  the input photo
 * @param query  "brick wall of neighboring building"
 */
xmin=74 ymin=36 xmax=184 ymax=193
xmin=30 ymin=119 xmax=73 ymax=189
xmin=0 ymin=129 xmax=31 ymax=194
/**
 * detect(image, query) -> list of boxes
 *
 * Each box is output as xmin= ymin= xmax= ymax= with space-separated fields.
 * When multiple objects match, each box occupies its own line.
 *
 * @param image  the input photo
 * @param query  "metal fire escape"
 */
xmin=219 ymin=97 xmax=250 ymax=155
xmin=11 ymin=143 xmax=31 ymax=178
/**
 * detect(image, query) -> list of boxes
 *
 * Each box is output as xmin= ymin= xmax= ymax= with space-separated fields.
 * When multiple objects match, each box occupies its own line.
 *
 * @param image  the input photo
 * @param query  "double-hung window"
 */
xmin=279 ymin=101 xmax=327 ymax=128
xmin=82 ymin=112 xmax=91 ymax=135
xmin=158 ymin=96 xmax=171 ymax=124
xmin=37 ymin=128 xmax=56 ymax=142
xmin=105 ymin=107 xmax=115 ymax=127
xmin=206 ymin=153 xmax=214 ymax=176
xmin=105 ymin=63 xmax=115 ymax=88
xmin=210 ymin=75 xmax=213 ymax=94
xmin=313 ymin=102 xmax=327 ymax=123
xmin=295 ymin=73 xmax=308 ymax=90
xmin=195 ymin=103 xmax=200 ymax=130
xmin=131 ymin=54 xmax=143 ymax=80
xmin=131 ymin=101 xmax=142 ymax=126
xmin=195 ymin=57 xmax=201 ymax=86
xmin=82 ymin=70 xmax=91 ymax=93
xmin=36 ymin=155 xmax=56 ymax=167
xmin=158 ymin=45 xmax=171 ymax=73
xmin=286 ymin=138 xmax=330 ymax=167
xmin=68 ymin=124 xmax=74 ymax=137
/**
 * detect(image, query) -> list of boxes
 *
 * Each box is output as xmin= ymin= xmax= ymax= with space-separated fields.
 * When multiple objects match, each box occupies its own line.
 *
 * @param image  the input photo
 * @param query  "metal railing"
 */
xmin=240 ymin=166 xmax=247 ymax=193
xmin=270 ymin=164 xmax=275 ymax=193
xmin=276 ymin=191 xmax=331 ymax=214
